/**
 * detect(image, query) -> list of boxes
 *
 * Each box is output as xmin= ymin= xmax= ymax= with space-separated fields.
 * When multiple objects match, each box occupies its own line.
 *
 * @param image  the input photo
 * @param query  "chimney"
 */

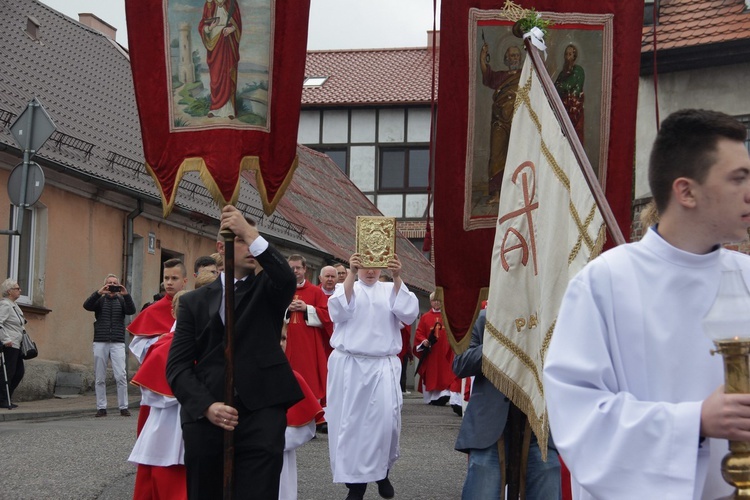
xmin=427 ymin=30 xmax=440 ymax=53
xmin=78 ymin=13 xmax=117 ymax=41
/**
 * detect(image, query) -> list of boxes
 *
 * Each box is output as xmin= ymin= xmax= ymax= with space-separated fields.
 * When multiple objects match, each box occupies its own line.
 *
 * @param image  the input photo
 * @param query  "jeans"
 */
xmin=462 ymin=434 xmax=561 ymax=500
xmin=93 ymin=342 xmax=128 ymax=410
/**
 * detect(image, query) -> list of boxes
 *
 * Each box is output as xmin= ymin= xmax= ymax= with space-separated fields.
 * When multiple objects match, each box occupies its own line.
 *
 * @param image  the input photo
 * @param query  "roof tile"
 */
xmin=642 ymin=0 xmax=750 ymax=51
xmin=302 ymin=48 xmax=439 ymax=106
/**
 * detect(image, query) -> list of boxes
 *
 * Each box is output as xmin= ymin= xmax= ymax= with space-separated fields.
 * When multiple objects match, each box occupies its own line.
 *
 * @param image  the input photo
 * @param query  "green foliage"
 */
xmin=240 ymin=80 xmax=268 ymax=94
xmin=185 ymin=97 xmax=210 ymax=117
xmin=174 ymin=117 xmax=190 ymax=127
xmin=192 ymin=50 xmax=203 ymax=80
xmin=517 ymin=8 xmax=553 ymax=37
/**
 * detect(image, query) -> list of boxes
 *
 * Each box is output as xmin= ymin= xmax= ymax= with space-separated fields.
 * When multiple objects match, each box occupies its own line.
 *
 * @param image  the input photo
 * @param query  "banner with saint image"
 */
xmin=433 ymin=1 xmax=642 ymax=349
xmin=126 ymin=0 xmax=310 ymax=216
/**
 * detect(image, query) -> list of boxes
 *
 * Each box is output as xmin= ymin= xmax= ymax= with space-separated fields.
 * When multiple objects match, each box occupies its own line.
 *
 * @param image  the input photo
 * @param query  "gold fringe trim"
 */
xmin=482 ymin=356 xmax=550 ymax=462
xmin=145 ymin=153 xmax=299 ymax=218
xmin=484 ymin=319 xmax=543 ymax=397
xmin=435 ymin=286 xmax=488 ymax=354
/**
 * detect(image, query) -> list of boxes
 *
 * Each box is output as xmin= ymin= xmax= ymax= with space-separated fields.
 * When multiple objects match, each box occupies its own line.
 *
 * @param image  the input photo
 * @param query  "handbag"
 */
xmin=11 ymin=304 xmax=37 ymax=360
xmin=20 ymin=330 xmax=37 ymax=360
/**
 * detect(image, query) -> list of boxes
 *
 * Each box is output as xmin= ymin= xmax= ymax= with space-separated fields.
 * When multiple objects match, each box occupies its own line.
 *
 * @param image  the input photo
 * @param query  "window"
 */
xmin=303 ymin=76 xmax=328 ymax=88
xmin=9 ymin=206 xmax=36 ymax=302
xmin=379 ymin=147 xmax=429 ymax=191
xmin=318 ymin=148 xmax=348 ymax=174
xmin=643 ymin=0 xmax=656 ymax=26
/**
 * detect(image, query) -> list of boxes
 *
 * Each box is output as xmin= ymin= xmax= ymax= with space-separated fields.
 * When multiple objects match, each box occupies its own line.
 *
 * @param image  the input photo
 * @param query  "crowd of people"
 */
xmin=5 ymin=108 xmax=749 ymax=499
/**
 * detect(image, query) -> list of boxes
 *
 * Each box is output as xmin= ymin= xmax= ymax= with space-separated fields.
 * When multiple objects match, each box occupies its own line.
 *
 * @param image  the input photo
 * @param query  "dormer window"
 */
xmin=26 ymin=15 xmax=40 ymax=40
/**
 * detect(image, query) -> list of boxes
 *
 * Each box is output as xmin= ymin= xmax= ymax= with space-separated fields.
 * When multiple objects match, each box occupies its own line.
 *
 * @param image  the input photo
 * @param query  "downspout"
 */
xmin=125 ymin=199 xmax=143 ymax=290
xmin=124 ymin=199 xmax=143 ymax=383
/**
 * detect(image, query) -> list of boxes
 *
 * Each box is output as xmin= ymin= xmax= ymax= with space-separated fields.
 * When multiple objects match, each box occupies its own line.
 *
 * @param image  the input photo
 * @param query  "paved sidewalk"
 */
xmin=0 ymin=390 xmax=142 ymax=422
xmin=0 ymin=389 xmax=426 ymax=422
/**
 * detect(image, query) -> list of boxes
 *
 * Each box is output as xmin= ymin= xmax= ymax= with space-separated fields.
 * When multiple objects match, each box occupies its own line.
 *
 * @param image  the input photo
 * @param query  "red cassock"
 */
xmin=285 ymin=281 xmax=332 ymax=400
xmin=397 ymin=324 xmax=412 ymax=362
xmin=128 ymin=295 xmax=176 ymax=433
xmin=131 ymin=332 xmax=175 ymax=397
xmin=198 ymin=0 xmax=242 ymax=113
xmin=288 ymin=371 xmax=324 ymax=428
xmin=413 ymin=309 xmax=459 ymax=393
xmin=128 ymin=295 xmax=175 ymax=338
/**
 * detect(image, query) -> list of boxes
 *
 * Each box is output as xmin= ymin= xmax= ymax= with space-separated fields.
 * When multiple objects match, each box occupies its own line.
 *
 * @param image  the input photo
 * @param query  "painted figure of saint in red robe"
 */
xmin=199 ymin=0 xmax=242 ymax=119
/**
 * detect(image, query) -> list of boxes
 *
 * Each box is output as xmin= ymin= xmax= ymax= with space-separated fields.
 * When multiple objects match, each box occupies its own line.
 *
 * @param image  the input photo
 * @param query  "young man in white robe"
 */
xmin=543 ymin=109 xmax=750 ymax=500
xmin=326 ymin=252 xmax=419 ymax=500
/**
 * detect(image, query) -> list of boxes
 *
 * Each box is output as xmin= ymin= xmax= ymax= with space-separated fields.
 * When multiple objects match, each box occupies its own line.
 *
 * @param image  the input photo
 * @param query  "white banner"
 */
xmin=482 ymin=55 xmax=606 ymax=457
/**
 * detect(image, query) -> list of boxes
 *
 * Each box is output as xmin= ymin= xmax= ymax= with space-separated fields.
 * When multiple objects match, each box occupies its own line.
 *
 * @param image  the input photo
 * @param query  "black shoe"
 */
xmin=317 ymin=422 xmax=328 ymax=434
xmin=120 ymin=409 xmax=131 ymax=417
xmin=1 ymin=402 xmax=18 ymax=409
xmin=95 ymin=409 xmax=107 ymax=417
xmin=452 ymin=404 xmax=463 ymax=417
xmin=432 ymin=395 xmax=449 ymax=406
xmin=377 ymin=476 xmax=395 ymax=499
xmin=344 ymin=483 xmax=366 ymax=500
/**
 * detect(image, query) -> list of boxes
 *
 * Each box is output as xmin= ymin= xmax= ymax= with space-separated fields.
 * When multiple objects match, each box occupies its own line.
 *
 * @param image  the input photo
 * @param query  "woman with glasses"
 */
xmin=0 ymin=279 xmax=26 ymax=409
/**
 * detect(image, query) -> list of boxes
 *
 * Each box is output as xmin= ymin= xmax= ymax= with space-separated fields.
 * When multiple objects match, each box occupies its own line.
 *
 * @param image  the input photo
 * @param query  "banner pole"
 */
xmin=523 ymin=37 xmax=627 ymax=246
xmin=221 ymin=227 xmax=236 ymax=500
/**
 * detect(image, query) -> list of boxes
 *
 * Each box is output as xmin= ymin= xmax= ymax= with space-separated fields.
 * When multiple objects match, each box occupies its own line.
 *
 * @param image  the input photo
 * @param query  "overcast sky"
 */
xmin=39 ymin=0 xmax=441 ymax=50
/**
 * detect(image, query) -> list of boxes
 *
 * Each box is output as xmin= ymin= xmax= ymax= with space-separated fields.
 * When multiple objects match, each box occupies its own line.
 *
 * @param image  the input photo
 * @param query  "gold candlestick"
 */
xmin=712 ymin=339 xmax=750 ymax=499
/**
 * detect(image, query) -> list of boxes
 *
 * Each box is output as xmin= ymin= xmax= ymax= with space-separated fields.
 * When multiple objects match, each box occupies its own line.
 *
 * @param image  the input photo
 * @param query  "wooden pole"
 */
xmin=523 ymin=37 xmax=627 ymax=246
xmin=221 ymin=228 xmax=235 ymax=500
xmin=505 ymin=404 xmax=525 ymax=499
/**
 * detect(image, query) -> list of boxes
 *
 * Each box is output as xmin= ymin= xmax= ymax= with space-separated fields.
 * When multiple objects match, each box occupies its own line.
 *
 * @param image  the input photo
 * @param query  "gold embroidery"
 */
xmin=485 ymin=319 xmax=544 ymax=396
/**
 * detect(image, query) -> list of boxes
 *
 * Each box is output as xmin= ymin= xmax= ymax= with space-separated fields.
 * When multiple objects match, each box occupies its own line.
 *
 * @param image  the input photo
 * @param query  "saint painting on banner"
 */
xmin=465 ymin=9 xmax=610 ymax=229
xmin=166 ymin=0 xmax=269 ymax=130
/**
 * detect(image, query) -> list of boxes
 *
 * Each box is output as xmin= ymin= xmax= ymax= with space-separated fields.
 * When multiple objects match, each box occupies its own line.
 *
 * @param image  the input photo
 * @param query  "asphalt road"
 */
xmin=0 ymin=396 xmax=466 ymax=499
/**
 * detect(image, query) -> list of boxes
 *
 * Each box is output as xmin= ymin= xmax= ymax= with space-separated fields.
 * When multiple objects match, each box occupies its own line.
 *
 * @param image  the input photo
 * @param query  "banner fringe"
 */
xmin=253 ymin=154 xmax=300 ymax=216
xmin=482 ymin=354 xmax=550 ymax=462
xmin=144 ymin=156 xmax=263 ymax=218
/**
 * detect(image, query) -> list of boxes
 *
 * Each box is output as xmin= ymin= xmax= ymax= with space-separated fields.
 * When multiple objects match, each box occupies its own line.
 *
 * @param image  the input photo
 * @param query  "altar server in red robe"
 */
xmin=279 ymin=326 xmax=324 ymax=500
xmin=129 ymin=290 xmax=188 ymax=500
xmin=414 ymin=292 xmax=462 ymax=413
xmin=284 ymin=255 xmax=332 ymax=402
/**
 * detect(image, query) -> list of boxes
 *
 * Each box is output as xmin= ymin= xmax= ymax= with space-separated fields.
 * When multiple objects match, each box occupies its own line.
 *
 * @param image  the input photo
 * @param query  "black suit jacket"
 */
xmin=167 ymin=243 xmax=303 ymax=423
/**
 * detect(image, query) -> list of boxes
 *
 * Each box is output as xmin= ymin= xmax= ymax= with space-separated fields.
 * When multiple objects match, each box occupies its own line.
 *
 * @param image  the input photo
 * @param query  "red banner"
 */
xmin=126 ymin=0 xmax=310 ymax=216
xmin=434 ymin=1 xmax=643 ymax=349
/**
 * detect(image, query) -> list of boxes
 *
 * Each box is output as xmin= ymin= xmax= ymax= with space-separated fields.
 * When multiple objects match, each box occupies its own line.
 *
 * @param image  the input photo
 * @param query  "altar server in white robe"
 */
xmin=544 ymin=109 xmax=750 ymax=500
xmin=326 ymin=252 xmax=419 ymax=500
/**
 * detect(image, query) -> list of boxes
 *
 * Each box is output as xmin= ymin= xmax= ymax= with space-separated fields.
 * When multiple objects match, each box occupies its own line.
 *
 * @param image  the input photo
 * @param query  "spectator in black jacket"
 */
xmin=83 ymin=274 xmax=136 ymax=417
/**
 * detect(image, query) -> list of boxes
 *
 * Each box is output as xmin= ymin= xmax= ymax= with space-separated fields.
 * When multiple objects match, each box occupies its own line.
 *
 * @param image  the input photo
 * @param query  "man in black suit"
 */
xmin=167 ymin=205 xmax=303 ymax=499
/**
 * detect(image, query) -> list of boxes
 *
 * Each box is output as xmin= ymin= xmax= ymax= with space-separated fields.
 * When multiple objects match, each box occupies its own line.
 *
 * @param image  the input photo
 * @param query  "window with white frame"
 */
xmin=9 ymin=205 xmax=36 ymax=303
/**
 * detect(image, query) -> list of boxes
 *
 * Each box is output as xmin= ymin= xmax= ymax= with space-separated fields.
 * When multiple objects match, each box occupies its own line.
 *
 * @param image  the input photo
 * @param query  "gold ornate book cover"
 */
xmin=356 ymin=216 xmax=397 ymax=268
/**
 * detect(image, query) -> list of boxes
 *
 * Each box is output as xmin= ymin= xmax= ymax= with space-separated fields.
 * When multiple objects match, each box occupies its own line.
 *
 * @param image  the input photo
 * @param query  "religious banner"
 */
xmin=482 ymin=52 xmax=606 ymax=457
xmin=433 ymin=0 xmax=643 ymax=349
xmin=125 ymin=0 xmax=310 ymax=216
